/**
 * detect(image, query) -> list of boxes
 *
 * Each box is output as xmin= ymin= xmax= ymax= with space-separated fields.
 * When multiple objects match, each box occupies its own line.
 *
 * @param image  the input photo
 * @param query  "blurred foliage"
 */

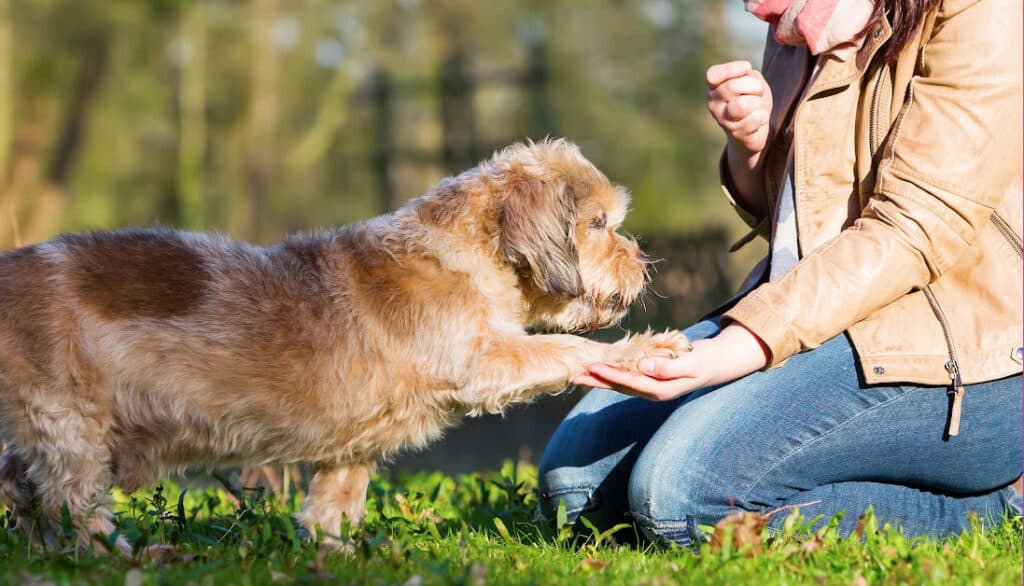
xmin=0 ymin=0 xmax=763 ymax=258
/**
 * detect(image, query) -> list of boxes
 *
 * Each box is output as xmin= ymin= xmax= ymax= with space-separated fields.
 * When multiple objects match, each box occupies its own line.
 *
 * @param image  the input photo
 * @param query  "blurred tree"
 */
xmin=0 ymin=0 xmax=10 ymax=193
xmin=244 ymin=0 xmax=279 ymax=241
xmin=0 ymin=0 xmax=755 ymax=254
xmin=1 ymin=0 xmax=116 ymax=246
xmin=176 ymin=1 xmax=207 ymax=230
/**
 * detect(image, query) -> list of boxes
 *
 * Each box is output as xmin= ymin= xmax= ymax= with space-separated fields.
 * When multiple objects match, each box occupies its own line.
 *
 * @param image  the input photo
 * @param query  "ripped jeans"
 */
xmin=537 ymin=318 xmax=1023 ymax=546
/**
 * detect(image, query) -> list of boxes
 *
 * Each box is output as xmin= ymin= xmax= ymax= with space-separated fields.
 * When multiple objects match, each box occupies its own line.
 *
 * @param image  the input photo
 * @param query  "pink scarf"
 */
xmin=745 ymin=0 xmax=875 ymax=58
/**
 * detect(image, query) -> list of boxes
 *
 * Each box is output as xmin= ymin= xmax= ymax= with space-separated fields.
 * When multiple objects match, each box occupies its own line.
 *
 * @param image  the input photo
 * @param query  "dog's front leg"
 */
xmin=296 ymin=462 xmax=374 ymax=544
xmin=463 ymin=331 xmax=689 ymax=414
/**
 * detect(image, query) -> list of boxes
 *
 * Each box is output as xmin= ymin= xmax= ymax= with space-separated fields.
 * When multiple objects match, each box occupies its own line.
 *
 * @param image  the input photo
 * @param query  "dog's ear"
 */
xmin=498 ymin=172 xmax=583 ymax=299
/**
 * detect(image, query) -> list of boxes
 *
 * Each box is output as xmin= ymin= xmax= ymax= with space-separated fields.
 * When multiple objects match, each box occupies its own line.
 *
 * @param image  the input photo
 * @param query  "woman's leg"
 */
xmin=627 ymin=331 xmax=1022 ymax=546
xmin=536 ymin=318 xmax=722 ymax=530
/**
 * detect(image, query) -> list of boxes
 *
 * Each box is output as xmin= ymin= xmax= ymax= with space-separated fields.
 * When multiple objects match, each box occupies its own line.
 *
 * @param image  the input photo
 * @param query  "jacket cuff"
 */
xmin=721 ymin=292 xmax=801 ymax=369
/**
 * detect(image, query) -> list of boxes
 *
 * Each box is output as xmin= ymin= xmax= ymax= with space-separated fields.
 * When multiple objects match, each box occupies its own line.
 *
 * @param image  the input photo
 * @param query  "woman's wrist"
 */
xmin=724 ymin=139 xmax=768 ymax=219
xmin=708 ymin=323 xmax=770 ymax=382
xmin=726 ymin=134 xmax=763 ymax=164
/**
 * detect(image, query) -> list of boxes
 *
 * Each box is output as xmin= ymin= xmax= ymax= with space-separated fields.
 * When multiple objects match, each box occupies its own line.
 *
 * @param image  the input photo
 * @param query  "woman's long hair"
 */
xmin=873 ymin=0 xmax=942 ymax=63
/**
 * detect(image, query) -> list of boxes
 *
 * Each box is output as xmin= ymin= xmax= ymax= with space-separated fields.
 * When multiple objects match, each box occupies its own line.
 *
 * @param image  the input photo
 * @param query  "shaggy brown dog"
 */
xmin=0 ymin=139 xmax=688 ymax=552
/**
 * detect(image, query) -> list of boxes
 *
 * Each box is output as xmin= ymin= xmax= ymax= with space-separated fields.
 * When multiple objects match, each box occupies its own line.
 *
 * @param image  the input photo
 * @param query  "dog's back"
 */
xmin=0 ymin=225 xmax=469 ymax=482
xmin=0 ymin=229 xmax=337 ymax=471
xmin=0 ymin=228 xmax=303 ymax=386
xmin=0 ymin=243 xmax=61 ymax=381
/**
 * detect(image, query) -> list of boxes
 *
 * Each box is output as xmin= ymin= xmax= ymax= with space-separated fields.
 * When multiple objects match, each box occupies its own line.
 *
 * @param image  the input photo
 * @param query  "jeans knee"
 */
xmin=1000 ymin=486 xmax=1023 ymax=516
xmin=538 ymin=468 xmax=640 ymax=536
xmin=628 ymin=479 xmax=721 ymax=546
xmin=537 ymin=436 xmax=597 ymax=524
xmin=537 ymin=467 xmax=595 ymax=524
xmin=627 ymin=453 xmax=737 ymax=546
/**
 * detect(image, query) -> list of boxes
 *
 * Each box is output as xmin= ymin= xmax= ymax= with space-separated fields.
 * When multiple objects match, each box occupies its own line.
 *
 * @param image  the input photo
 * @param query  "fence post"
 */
xmin=439 ymin=49 xmax=477 ymax=172
xmin=371 ymin=68 xmax=395 ymax=212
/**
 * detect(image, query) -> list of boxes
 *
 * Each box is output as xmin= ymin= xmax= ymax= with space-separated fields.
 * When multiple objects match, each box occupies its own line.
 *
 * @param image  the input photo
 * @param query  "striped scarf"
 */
xmin=745 ymin=0 xmax=875 ymax=58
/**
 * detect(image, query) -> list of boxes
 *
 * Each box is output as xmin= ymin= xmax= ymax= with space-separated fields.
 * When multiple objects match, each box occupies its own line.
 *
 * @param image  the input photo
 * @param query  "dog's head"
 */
xmin=482 ymin=139 xmax=648 ymax=332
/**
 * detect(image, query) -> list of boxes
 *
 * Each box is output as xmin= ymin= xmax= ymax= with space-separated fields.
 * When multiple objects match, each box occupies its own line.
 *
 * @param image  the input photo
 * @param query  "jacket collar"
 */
xmin=807 ymin=17 xmax=892 ymax=97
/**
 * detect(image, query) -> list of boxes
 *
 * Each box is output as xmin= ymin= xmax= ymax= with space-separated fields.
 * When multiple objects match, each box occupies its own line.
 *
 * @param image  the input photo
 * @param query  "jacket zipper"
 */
xmin=990 ymin=213 xmax=1023 ymax=258
xmin=923 ymin=287 xmax=965 ymax=436
xmin=869 ymin=66 xmax=886 ymax=154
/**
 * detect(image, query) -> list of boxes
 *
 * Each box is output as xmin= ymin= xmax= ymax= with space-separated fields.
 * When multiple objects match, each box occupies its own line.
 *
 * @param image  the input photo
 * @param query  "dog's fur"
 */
xmin=0 ymin=139 xmax=688 ymax=552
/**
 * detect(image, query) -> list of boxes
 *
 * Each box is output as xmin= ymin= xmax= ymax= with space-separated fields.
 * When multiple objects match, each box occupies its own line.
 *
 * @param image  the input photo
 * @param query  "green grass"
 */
xmin=1 ymin=462 xmax=1020 ymax=585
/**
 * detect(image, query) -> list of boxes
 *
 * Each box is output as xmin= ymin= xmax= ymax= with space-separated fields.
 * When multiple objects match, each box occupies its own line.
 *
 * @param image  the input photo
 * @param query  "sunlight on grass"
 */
xmin=1 ymin=462 xmax=1020 ymax=585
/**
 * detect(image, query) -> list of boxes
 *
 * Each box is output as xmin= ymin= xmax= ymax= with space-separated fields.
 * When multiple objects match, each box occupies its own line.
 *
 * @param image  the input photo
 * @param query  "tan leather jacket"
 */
xmin=718 ymin=0 xmax=1023 ymax=433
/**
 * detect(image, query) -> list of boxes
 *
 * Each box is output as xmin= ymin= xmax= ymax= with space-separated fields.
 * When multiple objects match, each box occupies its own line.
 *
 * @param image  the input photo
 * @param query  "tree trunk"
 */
xmin=242 ymin=0 xmax=279 ymax=242
xmin=176 ymin=3 xmax=207 ymax=230
xmin=0 ymin=0 xmax=11 ymax=190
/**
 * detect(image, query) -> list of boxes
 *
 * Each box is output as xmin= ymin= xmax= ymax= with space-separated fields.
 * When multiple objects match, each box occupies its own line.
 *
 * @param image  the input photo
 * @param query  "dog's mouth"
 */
xmin=526 ymin=249 xmax=648 ymax=334
xmin=601 ymin=292 xmax=627 ymax=314
xmin=576 ymin=289 xmax=638 ymax=331
xmin=528 ymin=289 xmax=636 ymax=334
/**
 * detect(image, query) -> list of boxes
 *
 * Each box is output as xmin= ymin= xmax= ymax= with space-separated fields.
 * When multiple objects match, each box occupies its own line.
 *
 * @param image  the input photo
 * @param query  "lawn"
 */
xmin=1 ymin=461 xmax=1020 ymax=585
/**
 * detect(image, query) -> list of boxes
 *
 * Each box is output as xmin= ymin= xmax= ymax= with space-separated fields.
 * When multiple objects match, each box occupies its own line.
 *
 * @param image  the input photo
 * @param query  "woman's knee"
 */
xmin=624 ymin=395 xmax=759 ymax=545
xmin=626 ymin=448 xmax=741 ymax=546
xmin=536 ymin=475 xmax=596 ymax=524
xmin=537 ymin=389 xmax=635 ymax=523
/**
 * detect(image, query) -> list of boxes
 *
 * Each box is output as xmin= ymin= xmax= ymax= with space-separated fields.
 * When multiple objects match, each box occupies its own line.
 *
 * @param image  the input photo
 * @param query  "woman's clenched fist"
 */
xmin=706 ymin=61 xmax=772 ymax=155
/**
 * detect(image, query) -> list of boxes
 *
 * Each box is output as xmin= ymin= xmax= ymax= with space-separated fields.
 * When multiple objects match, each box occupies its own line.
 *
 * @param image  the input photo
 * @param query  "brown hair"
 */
xmin=872 ymin=0 xmax=942 ymax=63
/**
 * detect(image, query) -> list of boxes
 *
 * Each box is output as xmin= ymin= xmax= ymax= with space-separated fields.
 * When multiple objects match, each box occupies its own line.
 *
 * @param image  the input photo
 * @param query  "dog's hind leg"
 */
xmin=0 ymin=446 xmax=62 ymax=550
xmin=0 ymin=447 xmax=33 ymax=513
xmin=296 ymin=462 xmax=374 ymax=544
xmin=14 ymin=393 xmax=129 ymax=555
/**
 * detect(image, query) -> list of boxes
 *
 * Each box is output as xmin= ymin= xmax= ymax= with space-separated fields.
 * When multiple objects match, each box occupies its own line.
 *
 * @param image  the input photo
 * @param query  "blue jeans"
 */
xmin=538 ymin=319 xmax=1023 ymax=546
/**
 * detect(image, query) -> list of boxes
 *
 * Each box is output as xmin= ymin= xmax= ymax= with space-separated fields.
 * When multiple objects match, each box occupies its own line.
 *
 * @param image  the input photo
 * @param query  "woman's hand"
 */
xmin=707 ymin=60 xmax=773 ymax=219
xmin=572 ymin=324 xmax=771 ymax=401
xmin=706 ymin=61 xmax=773 ymax=156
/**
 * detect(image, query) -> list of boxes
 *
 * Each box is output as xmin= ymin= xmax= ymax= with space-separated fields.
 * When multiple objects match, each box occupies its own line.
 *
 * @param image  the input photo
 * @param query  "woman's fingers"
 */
xmin=726 ymin=107 xmax=770 ymax=135
xmin=723 ymin=93 xmax=763 ymax=122
xmin=707 ymin=76 xmax=766 ymax=117
xmin=706 ymin=70 xmax=771 ymax=152
xmin=582 ymin=363 xmax=701 ymax=401
xmin=715 ymin=75 xmax=767 ymax=101
xmin=588 ymin=363 xmax=657 ymax=389
xmin=706 ymin=60 xmax=752 ymax=88
xmin=571 ymin=374 xmax=610 ymax=388
xmin=635 ymin=355 xmax=697 ymax=379
xmin=570 ymin=372 xmax=646 ymax=398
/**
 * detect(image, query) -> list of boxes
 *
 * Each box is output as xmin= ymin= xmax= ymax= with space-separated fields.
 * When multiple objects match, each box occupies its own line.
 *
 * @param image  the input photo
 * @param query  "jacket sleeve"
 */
xmin=719 ymin=150 xmax=766 ymax=230
xmin=722 ymin=0 xmax=1023 ymax=366
xmin=719 ymin=152 xmax=772 ymax=254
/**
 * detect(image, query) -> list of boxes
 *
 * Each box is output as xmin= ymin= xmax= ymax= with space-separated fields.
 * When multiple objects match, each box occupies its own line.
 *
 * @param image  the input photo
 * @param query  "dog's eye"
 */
xmin=590 ymin=213 xmax=607 ymax=230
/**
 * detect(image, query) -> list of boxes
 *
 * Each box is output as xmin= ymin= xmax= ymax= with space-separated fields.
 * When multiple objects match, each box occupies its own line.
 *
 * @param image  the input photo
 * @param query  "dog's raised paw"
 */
xmin=641 ymin=330 xmax=693 ymax=360
xmin=611 ymin=329 xmax=692 ymax=372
